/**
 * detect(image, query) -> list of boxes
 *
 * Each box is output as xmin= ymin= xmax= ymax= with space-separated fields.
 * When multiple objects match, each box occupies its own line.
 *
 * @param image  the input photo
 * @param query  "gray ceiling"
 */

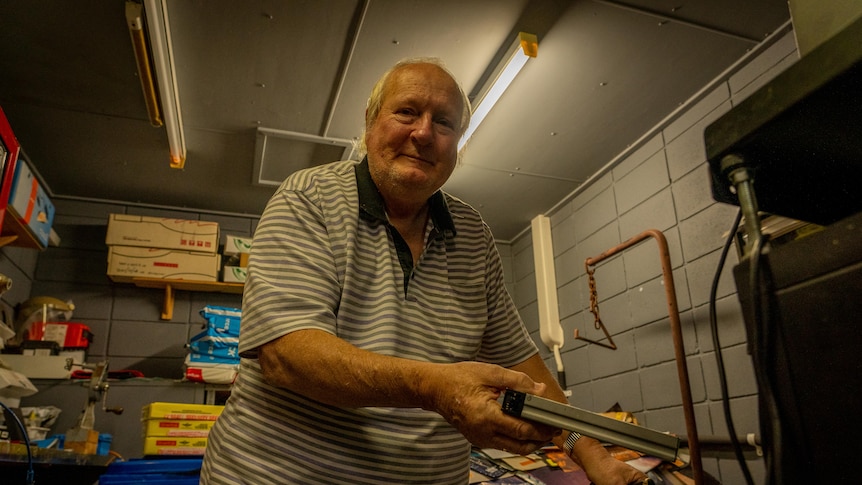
xmin=0 ymin=0 xmax=791 ymax=241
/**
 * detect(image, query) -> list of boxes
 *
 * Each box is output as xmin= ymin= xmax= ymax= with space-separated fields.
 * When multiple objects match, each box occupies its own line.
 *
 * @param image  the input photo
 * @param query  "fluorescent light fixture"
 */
xmin=127 ymin=0 xmax=186 ymax=169
xmin=459 ymin=32 xmax=537 ymax=151
xmin=125 ymin=2 xmax=162 ymax=128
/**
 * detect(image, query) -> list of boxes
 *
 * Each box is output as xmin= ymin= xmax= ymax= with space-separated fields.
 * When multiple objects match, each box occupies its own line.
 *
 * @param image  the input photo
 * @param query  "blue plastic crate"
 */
xmin=99 ymin=458 xmax=202 ymax=484
xmin=99 ymin=476 xmax=200 ymax=485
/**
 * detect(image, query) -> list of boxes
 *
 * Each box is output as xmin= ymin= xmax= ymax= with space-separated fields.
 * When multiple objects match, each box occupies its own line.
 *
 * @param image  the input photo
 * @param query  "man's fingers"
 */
xmin=493 ymin=437 xmax=548 ymax=457
xmin=494 ymin=369 xmax=546 ymax=396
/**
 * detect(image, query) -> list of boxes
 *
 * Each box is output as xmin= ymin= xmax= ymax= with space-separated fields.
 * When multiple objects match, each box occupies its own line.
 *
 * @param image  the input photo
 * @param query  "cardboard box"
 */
xmin=106 ymin=214 xmax=219 ymax=253
xmin=221 ymin=265 xmax=247 ymax=283
xmin=142 ymin=402 xmax=224 ymax=421
xmin=142 ymin=436 xmax=209 ymax=456
xmin=223 ymin=234 xmax=252 ymax=256
xmin=143 ymin=419 xmax=215 ymax=437
xmin=6 ymin=157 xmax=55 ymax=248
xmin=107 ymin=246 xmax=220 ymax=283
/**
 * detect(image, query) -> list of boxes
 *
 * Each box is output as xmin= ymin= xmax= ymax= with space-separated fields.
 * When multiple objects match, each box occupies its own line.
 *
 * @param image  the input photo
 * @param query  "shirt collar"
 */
xmin=356 ymin=157 xmax=456 ymax=237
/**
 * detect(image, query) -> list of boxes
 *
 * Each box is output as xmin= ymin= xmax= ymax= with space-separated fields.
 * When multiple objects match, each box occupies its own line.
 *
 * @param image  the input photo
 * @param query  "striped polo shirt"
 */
xmin=201 ymin=159 xmax=538 ymax=484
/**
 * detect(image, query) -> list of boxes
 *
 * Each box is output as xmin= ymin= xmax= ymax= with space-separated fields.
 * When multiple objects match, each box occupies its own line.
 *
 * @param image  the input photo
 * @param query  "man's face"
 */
xmin=365 ymin=63 xmax=465 ymax=203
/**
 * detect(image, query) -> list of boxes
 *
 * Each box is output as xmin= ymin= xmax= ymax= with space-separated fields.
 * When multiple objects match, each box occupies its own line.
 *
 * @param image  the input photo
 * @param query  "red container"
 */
xmin=27 ymin=321 xmax=93 ymax=349
xmin=0 ymin=105 xmax=22 ymax=231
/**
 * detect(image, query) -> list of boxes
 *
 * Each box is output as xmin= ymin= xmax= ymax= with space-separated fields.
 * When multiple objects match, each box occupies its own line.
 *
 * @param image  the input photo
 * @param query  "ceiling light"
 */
xmin=126 ymin=0 xmax=186 ymax=169
xmin=459 ymin=32 xmax=538 ymax=151
xmin=125 ymin=2 xmax=162 ymax=128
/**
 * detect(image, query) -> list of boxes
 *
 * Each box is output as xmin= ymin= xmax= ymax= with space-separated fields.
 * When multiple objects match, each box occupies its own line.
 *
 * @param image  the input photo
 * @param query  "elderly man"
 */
xmin=201 ymin=58 xmax=645 ymax=485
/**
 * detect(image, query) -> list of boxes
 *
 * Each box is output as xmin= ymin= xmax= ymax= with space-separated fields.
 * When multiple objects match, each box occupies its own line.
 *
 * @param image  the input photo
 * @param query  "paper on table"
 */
xmin=481 ymin=448 xmax=518 ymax=459
xmin=501 ymin=454 xmax=547 ymax=471
xmin=625 ymin=455 xmax=663 ymax=473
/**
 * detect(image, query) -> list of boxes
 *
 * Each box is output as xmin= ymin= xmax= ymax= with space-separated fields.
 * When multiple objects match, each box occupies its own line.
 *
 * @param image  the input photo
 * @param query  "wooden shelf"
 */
xmin=0 ymin=234 xmax=18 ymax=248
xmin=1 ymin=207 xmax=45 ymax=250
xmin=131 ymin=277 xmax=244 ymax=320
xmin=132 ymin=278 xmax=244 ymax=293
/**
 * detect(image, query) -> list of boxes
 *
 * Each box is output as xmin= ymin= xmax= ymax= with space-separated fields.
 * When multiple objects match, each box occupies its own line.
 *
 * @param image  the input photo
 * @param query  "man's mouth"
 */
xmin=402 ymin=153 xmax=432 ymax=165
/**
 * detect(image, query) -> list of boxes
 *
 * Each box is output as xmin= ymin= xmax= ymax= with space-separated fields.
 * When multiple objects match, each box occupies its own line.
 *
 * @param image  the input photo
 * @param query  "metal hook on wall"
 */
xmin=574 ymin=263 xmax=617 ymax=350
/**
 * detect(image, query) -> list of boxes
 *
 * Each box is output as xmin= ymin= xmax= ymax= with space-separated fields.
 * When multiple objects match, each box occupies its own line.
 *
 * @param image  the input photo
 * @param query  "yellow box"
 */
xmin=142 ymin=402 xmax=224 ymax=421
xmin=143 ymin=436 xmax=208 ymax=456
xmin=106 ymin=213 xmax=219 ymax=253
xmin=143 ymin=419 xmax=215 ymax=437
xmin=107 ymin=246 xmax=220 ymax=283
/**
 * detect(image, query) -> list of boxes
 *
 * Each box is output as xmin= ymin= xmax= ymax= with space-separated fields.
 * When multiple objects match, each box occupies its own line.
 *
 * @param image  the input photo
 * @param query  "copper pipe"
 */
xmin=583 ymin=229 xmax=703 ymax=485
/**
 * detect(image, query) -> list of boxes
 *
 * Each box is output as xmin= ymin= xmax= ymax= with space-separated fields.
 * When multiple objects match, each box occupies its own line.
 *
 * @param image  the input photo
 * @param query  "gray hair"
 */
xmin=355 ymin=57 xmax=472 ymax=159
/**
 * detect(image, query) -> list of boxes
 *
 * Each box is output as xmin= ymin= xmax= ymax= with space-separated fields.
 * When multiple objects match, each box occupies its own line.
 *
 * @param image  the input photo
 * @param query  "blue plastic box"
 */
xmin=6 ymin=157 xmax=55 ymax=248
xmin=98 ymin=457 xmax=203 ymax=485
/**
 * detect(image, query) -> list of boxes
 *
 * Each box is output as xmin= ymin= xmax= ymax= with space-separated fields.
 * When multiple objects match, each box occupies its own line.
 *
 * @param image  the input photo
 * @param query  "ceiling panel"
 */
xmin=168 ymin=0 xmax=361 ymax=134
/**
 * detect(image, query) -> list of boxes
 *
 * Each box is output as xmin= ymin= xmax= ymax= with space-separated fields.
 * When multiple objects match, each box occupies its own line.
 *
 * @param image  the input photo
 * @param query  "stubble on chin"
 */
xmin=383 ymin=162 xmax=430 ymax=194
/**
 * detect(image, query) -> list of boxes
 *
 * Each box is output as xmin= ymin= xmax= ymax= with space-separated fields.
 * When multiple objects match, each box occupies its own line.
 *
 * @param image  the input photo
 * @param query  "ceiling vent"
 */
xmin=253 ymin=127 xmax=356 ymax=186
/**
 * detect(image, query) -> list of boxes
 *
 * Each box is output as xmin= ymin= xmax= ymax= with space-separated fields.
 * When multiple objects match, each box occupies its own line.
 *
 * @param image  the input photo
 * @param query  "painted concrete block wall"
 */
xmin=509 ymin=31 xmax=799 ymax=484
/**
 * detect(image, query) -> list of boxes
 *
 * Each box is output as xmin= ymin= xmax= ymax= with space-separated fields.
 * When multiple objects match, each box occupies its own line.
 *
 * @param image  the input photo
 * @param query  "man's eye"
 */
xmin=437 ymin=119 xmax=459 ymax=134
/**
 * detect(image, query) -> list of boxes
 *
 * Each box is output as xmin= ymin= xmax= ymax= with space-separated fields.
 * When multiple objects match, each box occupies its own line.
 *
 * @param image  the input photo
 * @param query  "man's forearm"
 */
xmin=259 ymin=328 xmax=434 ymax=409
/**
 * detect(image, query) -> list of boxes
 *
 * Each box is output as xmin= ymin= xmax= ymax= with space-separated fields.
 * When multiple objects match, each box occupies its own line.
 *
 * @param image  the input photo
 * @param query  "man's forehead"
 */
xmin=383 ymin=65 xmax=462 ymax=107
xmin=389 ymin=64 xmax=456 ymax=91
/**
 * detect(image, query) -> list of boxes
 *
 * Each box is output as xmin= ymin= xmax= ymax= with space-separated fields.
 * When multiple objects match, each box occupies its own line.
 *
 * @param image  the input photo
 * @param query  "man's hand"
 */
xmin=420 ymin=361 xmax=560 ymax=455
xmin=586 ymin=456 xmax=648 ymax=485
xmin=572 ymin=437 xmax=649 ymax=485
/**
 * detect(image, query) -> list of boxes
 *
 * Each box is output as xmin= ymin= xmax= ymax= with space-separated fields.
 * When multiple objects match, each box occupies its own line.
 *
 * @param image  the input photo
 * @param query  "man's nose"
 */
xmin=411 ymin=114 xmax=434 ymax=144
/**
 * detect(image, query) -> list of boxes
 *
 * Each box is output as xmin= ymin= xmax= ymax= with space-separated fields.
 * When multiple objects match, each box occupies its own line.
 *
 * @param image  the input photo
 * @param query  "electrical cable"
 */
xmin=0 ymin=399 xmax=35 ymax=485
xmin=708 ymin=209 xmax=755 ymax=485
xmin=748 ymin=232 xmax=782 ymax=485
